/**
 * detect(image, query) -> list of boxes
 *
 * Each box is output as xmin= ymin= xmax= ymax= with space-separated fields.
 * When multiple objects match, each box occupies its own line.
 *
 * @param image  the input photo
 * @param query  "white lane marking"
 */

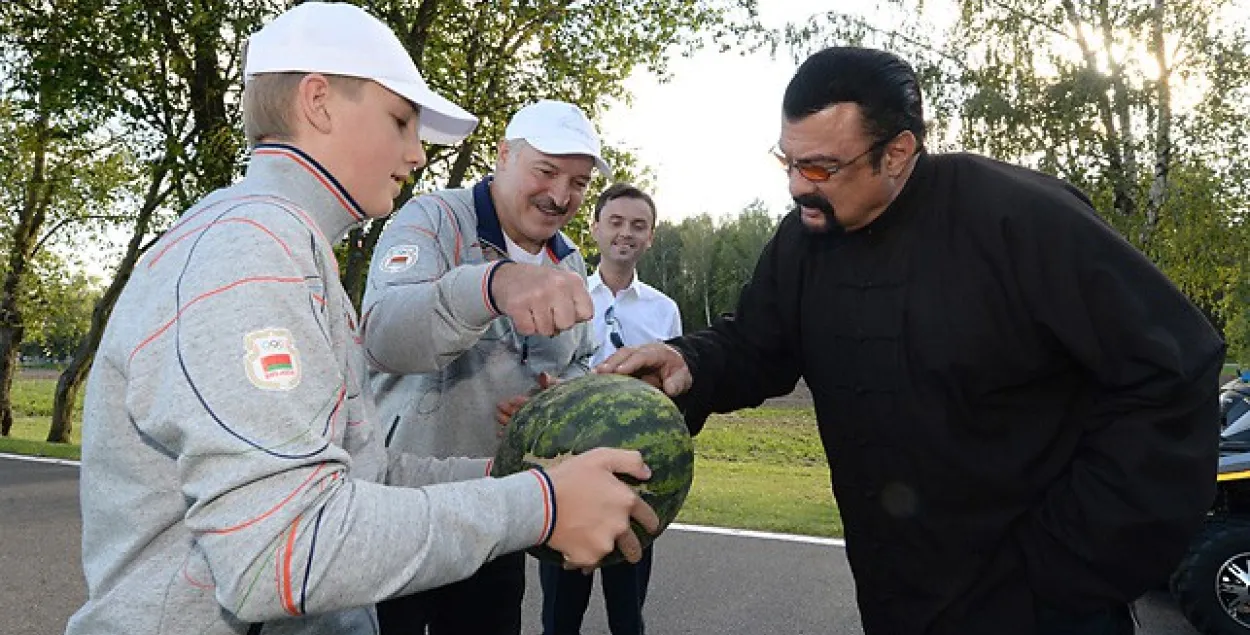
xmin=0 ymin=455 xmax=849 ymax=548
xmin=0 ymin=452 xmax=80 ymax=467
xmin=671 ymin=522 xmax=845 ymax=547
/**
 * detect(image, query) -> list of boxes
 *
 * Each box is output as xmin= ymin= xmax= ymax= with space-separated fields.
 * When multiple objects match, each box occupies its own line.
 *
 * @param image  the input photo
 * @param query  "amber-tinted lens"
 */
xmin=795 ymin=164 xmax=833 ymax=182
xmin=773 ymin=149 xmax=834 ymax=182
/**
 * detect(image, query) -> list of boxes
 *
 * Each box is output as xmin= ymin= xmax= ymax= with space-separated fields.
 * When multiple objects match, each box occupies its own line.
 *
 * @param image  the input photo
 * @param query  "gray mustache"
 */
xmin=532 ymin=196 xmax=568 ymax=215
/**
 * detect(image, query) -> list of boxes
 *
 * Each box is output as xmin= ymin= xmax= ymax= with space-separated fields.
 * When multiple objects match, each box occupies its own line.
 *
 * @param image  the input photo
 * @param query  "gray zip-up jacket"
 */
xmin=362 ymin=177 xmax=595 ymax=459
xmin=65 ymin=145 xmax=556 ymax=635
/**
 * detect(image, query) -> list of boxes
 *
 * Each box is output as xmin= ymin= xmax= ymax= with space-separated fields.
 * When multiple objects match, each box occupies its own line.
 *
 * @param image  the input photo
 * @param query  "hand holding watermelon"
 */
xmin=595 ymin=342 xmax=693 ymax=397
xmin=543 ymin=448 xmax=661 ymax=567
xmin=492 ymin=374 xmax=695 ymax=567
xmin=495 ymin=372 xmax=558 ymax=437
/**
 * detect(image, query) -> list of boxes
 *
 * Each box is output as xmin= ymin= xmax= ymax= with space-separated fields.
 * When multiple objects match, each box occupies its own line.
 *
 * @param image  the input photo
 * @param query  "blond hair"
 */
xmin=241 ymin=72 xmax=367 ymax=147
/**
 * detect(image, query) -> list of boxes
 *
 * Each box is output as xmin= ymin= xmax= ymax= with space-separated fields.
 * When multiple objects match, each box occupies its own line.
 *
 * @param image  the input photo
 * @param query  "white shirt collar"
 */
xmin=588 ymin=268 xmax=643 ymax=297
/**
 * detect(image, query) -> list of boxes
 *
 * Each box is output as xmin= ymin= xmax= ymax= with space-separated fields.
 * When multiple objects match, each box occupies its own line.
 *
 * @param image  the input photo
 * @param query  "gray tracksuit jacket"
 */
xmin=362 ymin=177 xmax=595 ymax=460
xmin=65 ymin=145 xmax=555 ymax=635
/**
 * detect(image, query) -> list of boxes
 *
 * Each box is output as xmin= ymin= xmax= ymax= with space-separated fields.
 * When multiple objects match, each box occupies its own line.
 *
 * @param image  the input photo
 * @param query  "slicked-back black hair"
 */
xmin=783 ymin=47 xmax=926 ymax=165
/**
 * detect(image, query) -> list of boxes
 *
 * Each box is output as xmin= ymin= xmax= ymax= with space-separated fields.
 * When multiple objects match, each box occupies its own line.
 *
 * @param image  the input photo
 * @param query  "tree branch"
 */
xmin=982 ymin=0 xmax=1070 ymax=40
xmin=31 ymin=215 xmax=137 ymax=259
xmin=1059 ymin=0 xmax=1135 ymax=218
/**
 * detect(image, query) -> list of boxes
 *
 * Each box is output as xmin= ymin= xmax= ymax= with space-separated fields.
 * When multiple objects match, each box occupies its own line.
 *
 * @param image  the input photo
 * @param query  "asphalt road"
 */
xmin=0 ymin=455 xmax=1200 ymax=635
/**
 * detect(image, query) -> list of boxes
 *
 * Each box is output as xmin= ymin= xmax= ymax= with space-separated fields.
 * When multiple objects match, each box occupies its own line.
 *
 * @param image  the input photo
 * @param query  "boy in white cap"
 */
xmin=64 ymin=5 xmax=656 ymax=635
xmin=362 ymin=99 xmax=612 ymax=635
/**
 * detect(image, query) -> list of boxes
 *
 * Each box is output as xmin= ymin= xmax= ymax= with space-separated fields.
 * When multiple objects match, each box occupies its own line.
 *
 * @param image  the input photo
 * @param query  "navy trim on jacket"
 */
xmin=472 ymin=177 xmax=575 ymax=260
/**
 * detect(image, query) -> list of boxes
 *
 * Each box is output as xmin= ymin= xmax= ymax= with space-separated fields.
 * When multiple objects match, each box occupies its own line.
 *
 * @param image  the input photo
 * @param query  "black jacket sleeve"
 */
xmin=1005 ymin=178 xmax=1224 ymax=609
xmin=669 ymin=215 xmax=804 ymax=434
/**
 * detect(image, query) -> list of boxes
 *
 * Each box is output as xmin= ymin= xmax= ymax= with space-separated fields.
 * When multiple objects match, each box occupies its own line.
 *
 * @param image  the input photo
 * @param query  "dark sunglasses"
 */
xmin=604 ymin=305 xmax=625 ymax=349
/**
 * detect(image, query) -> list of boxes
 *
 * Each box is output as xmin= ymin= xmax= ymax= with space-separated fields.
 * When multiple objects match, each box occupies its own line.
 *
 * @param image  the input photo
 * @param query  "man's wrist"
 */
xmin=485 ymin=259 xmax=514 ymax=315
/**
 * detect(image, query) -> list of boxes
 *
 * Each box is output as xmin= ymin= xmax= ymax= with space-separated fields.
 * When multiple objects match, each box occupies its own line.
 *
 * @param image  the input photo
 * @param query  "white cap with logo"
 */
xmin=505 ymin=100 xmax=612 ymax=177
xmin=244 ymin=2 xmax=478 ymax=145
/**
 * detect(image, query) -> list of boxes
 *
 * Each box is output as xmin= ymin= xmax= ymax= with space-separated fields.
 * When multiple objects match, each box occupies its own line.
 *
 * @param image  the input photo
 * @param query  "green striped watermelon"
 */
xmin=490 ymin=373 xmax=695 ymax=566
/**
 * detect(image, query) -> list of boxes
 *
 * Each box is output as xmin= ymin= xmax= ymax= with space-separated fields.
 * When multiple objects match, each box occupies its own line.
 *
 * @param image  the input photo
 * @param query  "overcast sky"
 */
xmin=598 ymin=1 xmax=900 ymax=223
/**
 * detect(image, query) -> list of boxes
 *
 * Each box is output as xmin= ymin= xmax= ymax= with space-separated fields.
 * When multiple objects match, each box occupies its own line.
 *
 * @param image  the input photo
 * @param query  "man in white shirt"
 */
xmin=540 ymin=183 xmax=682 ymax=635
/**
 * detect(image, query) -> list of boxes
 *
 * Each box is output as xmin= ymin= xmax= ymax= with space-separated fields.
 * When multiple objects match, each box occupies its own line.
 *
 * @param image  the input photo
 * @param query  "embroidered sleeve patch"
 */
xmin=380 ymin=245 xmax=419 ymax=272
xmin=245 ymin=328 xmax=301 ymax=391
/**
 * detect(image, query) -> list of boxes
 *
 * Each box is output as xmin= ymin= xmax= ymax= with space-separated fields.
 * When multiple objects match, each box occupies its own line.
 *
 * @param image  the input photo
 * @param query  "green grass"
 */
xmin=2 ymin=373 xmax=84 ymax=460
xmin=3 ymin=373 xmax=841 ymax=537
xmin=0 ymin=430 xmax=81 ymax=460
xmin=690 ymin=408 xmax=826 ymax=466
xmin=11 ymin=365 xmax=1243 ymax=538
xmin=679 ymin=459 xmax=840 ymax=537
xmin=677 ymin=407 xmax=840 ymax=537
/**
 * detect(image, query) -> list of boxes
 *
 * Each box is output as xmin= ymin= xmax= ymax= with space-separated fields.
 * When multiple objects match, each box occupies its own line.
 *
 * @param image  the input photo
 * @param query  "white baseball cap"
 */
xmin=504 ymin=100 xmax=612 ymax=176
xmin=244 ymin=2 xmax=478 ymax=145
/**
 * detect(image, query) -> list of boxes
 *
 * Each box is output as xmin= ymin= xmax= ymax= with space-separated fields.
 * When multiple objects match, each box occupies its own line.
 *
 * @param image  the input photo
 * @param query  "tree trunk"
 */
xmin=337 ymin=0 xmax=445 ymax=310
xmin=48 ymin=342 xmax=88 ymax=444
xmin=0 ymin=111 xmax=52 ymax=436
xmin=404 ymin=0 xmax=443 ymax=69
xmin=658 ymin=230 xmax=671 ymax=293
xmin=0 ymin=327 xmax=22 ymax=437
xmin=188 ymin=4 xmax=235 ymax=190
xmin=49 ymin=279 xmax=121 ymax=443
xmin=342 ymin=175 xmax=421 ymax=310
xmin=0 ymin=243 xmax=29 ymax=438
xmin=48 ymin=160 xmax=172 ymax=443
xmin=702 ymin=275 xmax=712 ymax=327
xmin=1145 ymin=0 xmax=1171 ymax=239
xmin=1059 ymin=0 xmax=1136 ymax=220
xmin=446 ymin=140 xmax=477 ymax=189
xmin=341 ymin=135 xmax=474 ymax=307
xmin=1096 ymin=2 xmax=1139 ymax=215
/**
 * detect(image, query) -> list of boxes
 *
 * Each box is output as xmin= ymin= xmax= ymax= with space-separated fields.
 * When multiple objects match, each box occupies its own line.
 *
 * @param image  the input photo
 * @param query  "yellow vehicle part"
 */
xmin=1217 ymin=469 xmax=1250 ymax=482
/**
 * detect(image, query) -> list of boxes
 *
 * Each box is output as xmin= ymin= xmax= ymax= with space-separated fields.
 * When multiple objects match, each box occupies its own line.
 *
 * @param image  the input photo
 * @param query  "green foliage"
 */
xmin=637 ymin=202 xmax=778 ymax=332
xmin=779 ymin=1 xmax=1250 ymax=357
xmin=710 ymin=200 xmax=775 ymax=319
xmin=340 ymin=0 xmax=762 ymax=303
xmin=13 ymin=255 xmax=100 ymax=361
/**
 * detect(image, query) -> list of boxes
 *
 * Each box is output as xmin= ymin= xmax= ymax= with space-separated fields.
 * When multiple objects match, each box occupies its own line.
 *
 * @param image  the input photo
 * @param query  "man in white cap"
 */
xmin=362 ymin=99 xmax=613 ymax=635
xmin=65 ymin=5 xmax=656 ymax=635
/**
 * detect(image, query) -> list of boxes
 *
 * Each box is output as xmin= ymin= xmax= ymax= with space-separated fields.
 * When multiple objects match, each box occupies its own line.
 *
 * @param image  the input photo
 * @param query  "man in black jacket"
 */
xmin=597 ymin=46 xmax=1223 ymax=635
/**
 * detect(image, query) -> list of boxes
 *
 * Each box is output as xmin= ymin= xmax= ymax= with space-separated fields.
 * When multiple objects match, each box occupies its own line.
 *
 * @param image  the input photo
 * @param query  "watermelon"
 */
xmin=490 ymin=373 xmax=695 ymax=566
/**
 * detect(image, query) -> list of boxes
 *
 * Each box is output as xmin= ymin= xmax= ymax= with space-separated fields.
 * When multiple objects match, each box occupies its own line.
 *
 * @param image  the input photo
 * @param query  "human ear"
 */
xmin=495 ymin=139 xmax=512 ymax=172
xmin=296 ymin=74 xmax=334 ymax=134
xmin=885 ymin=131 xmax=918 ymax=176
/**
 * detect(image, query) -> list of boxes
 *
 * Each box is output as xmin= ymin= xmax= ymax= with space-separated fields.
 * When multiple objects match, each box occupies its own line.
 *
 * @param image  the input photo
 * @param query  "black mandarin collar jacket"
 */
xmin=672 ymin=151 xmax=1223 ymax=635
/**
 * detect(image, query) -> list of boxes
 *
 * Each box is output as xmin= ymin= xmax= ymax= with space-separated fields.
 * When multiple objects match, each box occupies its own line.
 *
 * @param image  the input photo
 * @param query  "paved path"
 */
xmin=0 ymin=456 xmax=1199 ymax=634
